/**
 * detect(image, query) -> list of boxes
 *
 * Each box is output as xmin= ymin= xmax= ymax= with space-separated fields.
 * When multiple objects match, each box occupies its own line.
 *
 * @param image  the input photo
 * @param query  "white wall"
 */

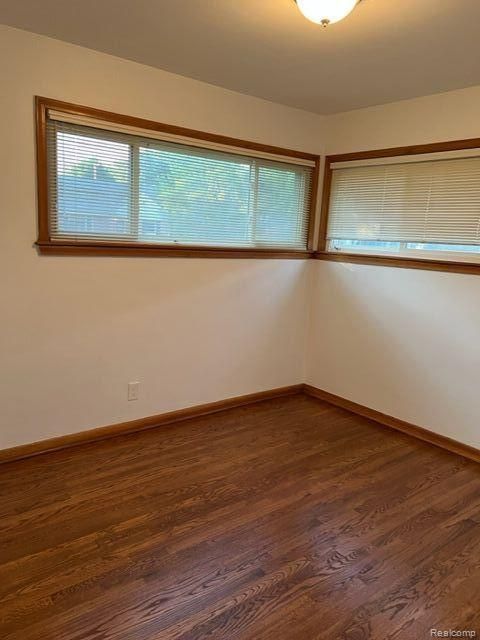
xmin=3 ymin=25 xmax=479 ymax=453
xmin=307 ymin=86 xmax=480 ymax=449
xmin=0 ymin=26 xmax=325 ymax=450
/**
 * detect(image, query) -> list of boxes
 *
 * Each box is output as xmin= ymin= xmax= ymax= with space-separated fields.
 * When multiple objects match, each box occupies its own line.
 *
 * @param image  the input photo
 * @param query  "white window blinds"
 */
xmin=327 ymin=152 xmax=480 ymax=249
xmin=46 ymin=115 xmax=314 ymax=250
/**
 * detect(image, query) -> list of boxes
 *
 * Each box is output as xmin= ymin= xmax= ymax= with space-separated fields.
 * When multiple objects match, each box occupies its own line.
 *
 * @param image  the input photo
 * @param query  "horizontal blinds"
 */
xmin=46 ymin=118 xmax=313 ymax=249
xmin=330 ymin=147 xmax=480 ymax=169
xmin=327 ymin=154 xmax=480 ymax=245
xmin=48 ymin=110 xmax=316 ymax=168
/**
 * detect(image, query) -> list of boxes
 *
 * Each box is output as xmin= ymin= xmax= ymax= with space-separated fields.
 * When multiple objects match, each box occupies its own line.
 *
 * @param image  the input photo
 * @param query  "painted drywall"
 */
xmin=325 ymin=85 xmax=480 ymax=153
xmin=307 ymin=86 xmax=480 ymax=449
xmin=3 ymin=25 xmax=479 ymax=453
xmin=0 ymin=26 xmax=325 ymax=450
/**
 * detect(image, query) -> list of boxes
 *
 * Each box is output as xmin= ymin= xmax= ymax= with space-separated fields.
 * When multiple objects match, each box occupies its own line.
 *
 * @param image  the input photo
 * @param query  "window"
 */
xmin=36 ymin=98 xmax=319 ymax=257
xmin=319 ymin=142 xmax=480 ymax=272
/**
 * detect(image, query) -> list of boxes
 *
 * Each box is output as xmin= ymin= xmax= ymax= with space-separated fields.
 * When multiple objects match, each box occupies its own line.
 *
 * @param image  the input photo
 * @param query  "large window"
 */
xmin=319 ymin=142 xmax=480 ymax=272
xmin=36 ymin=98 xmax=319 ymax=257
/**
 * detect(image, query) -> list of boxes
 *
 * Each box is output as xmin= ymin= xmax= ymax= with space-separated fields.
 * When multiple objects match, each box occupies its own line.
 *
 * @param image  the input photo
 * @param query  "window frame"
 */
xmin=35 ymin=97 xmax=320 ymax=258
xmin=316 ymin=138 xmax=480 ymax=275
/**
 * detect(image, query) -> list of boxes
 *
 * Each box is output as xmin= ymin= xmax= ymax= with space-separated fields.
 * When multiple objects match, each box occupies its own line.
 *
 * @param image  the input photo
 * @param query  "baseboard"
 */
xmin=303 ymin=384 xmax=480 ymax=464
xmin=0 ymin=384 xmax=303 ymax=465
xmin=3 ymin=383 xmax=478 ymax=466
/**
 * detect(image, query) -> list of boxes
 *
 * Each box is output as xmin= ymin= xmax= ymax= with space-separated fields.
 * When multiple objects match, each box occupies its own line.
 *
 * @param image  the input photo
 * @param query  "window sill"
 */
xmin=36 ymin=241 xmax=313 ymax=259
xmin=313 ymin=251 xmax=480 ymax=275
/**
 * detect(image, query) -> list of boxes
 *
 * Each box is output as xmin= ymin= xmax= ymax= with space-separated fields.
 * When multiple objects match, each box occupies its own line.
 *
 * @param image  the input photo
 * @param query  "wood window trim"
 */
xmin=316 ymin=138 xmax=480 ymax=275
xmin=35 ymin=96 xmax=320 ymax=259
xmin=36 ymin=240 xmax=314 ymax=259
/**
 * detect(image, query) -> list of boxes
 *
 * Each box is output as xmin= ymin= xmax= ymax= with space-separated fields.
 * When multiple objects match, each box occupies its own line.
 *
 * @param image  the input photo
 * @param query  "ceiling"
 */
xmin=1 ymin=0 xmax=480 ymax=114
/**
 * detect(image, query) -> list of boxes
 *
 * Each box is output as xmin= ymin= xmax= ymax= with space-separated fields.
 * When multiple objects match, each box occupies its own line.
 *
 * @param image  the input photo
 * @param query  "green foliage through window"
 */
xmin=48 ymin=122 xmax=313 ymax=249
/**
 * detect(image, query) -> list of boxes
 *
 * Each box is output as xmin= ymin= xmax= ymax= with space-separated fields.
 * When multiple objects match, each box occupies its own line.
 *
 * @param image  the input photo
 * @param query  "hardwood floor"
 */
xmin=0 ymin=394 xmax=479 ymax=639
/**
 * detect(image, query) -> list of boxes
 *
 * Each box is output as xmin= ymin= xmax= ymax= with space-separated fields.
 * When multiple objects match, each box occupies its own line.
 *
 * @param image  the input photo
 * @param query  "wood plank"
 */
xmin=0 ymin=385 xmax=302 ymax=464
xmin=0 ymin=395 xmax=479 ymax=639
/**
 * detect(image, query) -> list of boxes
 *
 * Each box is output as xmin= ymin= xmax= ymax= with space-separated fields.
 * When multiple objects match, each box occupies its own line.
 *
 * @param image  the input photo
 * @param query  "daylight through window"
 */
xmin=326 ymin=150 xmax=480 ymax=263
xmin=44 ymin=111 xmax=316 ymax=252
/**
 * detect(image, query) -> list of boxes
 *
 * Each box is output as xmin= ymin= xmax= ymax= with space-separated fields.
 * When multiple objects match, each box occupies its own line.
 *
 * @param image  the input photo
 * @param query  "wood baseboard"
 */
xmin=303 ymin=384 xmax=480 ymax=464
xmin=3 ymin=383 xmax=478 ymax=466
xmin=0 ymin=384 xmax=303 ymax=465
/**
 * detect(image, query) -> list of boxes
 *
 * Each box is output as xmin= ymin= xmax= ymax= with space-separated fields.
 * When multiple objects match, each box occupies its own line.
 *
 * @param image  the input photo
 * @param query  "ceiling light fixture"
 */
xmin=295 ymin=0 xmax=361 ymax=27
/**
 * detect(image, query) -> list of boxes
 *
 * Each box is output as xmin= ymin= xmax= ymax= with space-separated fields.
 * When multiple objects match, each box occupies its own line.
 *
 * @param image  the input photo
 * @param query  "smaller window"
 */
xmin=324 ymin=147 xmax=480 ymax=266
xmin=36 ymin=98 xmax=319 ymax=257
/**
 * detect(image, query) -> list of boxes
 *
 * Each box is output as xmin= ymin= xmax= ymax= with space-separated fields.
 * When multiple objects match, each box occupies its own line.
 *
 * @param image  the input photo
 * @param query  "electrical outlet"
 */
xmin=128 ymin=381 xmax=140 ymax=401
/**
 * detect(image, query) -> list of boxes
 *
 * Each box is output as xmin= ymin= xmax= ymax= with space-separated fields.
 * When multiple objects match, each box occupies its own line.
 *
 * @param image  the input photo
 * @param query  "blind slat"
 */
xmin=48 ymin=109 xmax=316 ymax=168
xmin=47 ymin=119 xmax=313 ymax=250
xmin=327 ymin=156 xmax=480 ymax=245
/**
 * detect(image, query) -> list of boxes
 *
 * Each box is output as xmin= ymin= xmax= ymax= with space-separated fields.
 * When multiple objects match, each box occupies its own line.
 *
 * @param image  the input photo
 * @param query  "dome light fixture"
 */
xmin=295 ymin=0 xmax=361 ymax=27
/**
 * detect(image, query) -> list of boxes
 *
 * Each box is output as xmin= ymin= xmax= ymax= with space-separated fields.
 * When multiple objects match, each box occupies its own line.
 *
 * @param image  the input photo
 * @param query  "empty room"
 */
xmin=1 ymin=1 xmax=480 ymax=638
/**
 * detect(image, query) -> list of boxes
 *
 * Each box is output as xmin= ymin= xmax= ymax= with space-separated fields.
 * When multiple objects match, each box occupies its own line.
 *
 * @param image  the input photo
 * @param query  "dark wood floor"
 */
xmin=1 ymin=394 xmax=479 ymax=639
